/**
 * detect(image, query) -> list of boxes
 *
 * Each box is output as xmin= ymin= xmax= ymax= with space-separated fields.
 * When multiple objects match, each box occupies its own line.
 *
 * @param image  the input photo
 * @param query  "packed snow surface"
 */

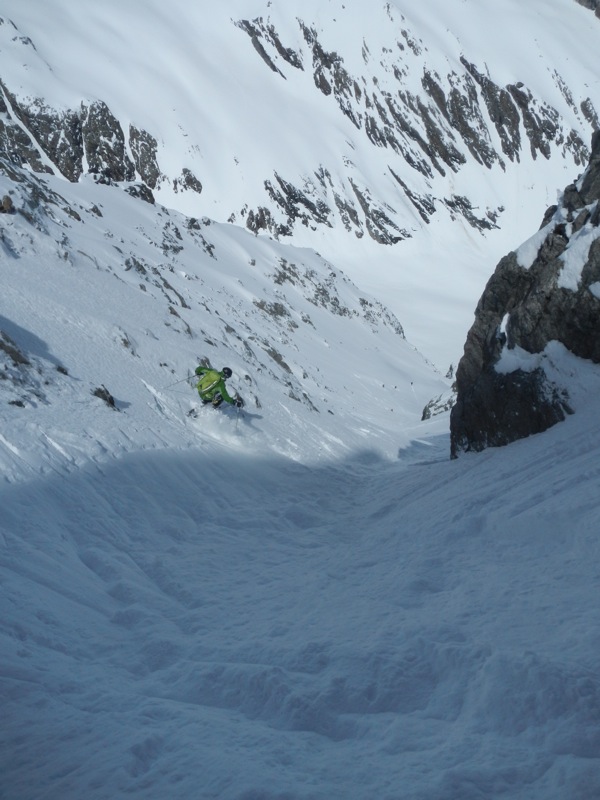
xmin=2 ymin=354 xmax=600 ymax=800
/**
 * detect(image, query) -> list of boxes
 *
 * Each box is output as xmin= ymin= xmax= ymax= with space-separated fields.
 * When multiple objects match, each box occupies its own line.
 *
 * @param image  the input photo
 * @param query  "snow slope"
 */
xmin=0 ymin=163 xmax=446 ymax=472
xmin=2 ymin=343 xmax=600 ymax=800
xmin=2 ymin=2 xmax=600 ymax=798
xmin=1 ymin=0 xmax=600 ymax=368
xmin=1 ymin=161 xmax=600 ymax=797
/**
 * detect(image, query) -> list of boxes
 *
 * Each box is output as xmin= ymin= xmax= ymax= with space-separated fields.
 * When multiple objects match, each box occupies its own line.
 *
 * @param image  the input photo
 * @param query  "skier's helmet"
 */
xmin=222 ymin=367 xmax=232 ymax=379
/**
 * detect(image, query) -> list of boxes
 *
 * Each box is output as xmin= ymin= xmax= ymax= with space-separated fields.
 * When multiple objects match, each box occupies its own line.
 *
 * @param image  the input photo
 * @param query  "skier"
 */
xmin=194 ymin=365 xmax=244 ymax=408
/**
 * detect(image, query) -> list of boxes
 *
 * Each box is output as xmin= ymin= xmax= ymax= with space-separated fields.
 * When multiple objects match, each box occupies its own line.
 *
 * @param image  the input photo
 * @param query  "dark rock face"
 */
xmin=0 ymin=19 xmax=196 ymax=205
xmin=125 ymin=183 xmax=155 ymax=204
xmin=0 ymin=86 xmax=204 ymax=204
xmin=82 ymin=101 xmax=135 ymax=182
xmin=0 ymin=82 xmax=58 ymax=174
xmin=173 ymin=168 xmax=203 ymax=196
xmin=450 ymin=131 xmax=600 ymax=457
xmin=1 ymin=193 xmax=14 ymax=212
xmin=236 ymin=18 xmax=303 ymax=76
xmin=129 ymin=126 xmax=162 ymax=189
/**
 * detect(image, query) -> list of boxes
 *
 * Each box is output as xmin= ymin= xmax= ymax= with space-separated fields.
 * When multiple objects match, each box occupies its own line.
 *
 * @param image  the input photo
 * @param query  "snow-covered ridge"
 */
xmin=2 ymin=0 xmax=599 ymax=369
xmin=0 ymin=2 xmax=596 ymax=242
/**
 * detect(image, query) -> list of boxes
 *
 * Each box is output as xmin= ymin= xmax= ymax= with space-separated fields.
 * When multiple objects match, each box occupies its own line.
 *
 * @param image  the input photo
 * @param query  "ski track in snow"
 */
xmin=2 ymin=385 xmax=600 ymax=799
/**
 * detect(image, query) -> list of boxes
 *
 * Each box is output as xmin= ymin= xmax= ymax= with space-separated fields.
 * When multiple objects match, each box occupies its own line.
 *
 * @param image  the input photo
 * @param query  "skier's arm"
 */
xmin=218 ymin=381 xmax=236 ymax=404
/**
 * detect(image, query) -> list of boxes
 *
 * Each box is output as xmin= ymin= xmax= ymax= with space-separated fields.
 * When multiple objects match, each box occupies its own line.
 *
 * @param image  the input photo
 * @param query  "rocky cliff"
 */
xmin=0 ymin=16 xmax=202 ymax=205
xmin=0 ymin=10 xmax=596 ymax=247
xmin=225 ymin=12 xmax=595 ymax=243
xmin=450 ymin=131 xmax=600 ymax=456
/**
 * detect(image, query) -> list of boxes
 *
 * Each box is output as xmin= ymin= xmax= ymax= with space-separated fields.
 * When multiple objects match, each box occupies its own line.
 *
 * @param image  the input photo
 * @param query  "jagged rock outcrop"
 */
xmin=235 ymin=18 xmax=303 ymax=75
xmin=1 ymin=9 xmax=598 ymax=244
xmin=235 ymin=12 xmax=594 ymax=244
xmin=82 ymin=101 xmax=135 ymax=182
xmin=0 ymin=326 xmax=69 ymax=407
xmin=1 ymin=193 xmax=14 ymax=212
xmin=450 ymin=131 xmax=600 ymax=456
xmin=0 ymin=86 xmax=204 ymax=199
xmin=0 ymin=18 xmax=202 ymax=202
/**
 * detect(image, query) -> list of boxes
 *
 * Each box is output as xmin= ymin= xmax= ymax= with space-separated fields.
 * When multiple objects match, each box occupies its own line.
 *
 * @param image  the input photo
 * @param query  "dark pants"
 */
xmin=202 ymin=392 xmax=223 ymax=408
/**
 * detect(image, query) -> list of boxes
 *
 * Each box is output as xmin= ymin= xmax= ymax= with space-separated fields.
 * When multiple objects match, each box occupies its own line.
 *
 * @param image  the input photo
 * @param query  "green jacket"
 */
xmin=195 ymin=367 xmax=235 ymax=404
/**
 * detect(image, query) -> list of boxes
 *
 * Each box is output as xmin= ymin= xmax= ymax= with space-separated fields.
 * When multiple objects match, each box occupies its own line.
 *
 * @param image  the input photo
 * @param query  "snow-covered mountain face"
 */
xmin=1 ymin=156 xmax=448 ymax=474
xmin=1 ymin=0 xmax=600 ymax=370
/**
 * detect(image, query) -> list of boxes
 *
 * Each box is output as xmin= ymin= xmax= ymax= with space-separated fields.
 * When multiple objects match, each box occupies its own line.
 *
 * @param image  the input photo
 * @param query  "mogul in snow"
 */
xmin=195 ymin=364 xmax=244 ymax=409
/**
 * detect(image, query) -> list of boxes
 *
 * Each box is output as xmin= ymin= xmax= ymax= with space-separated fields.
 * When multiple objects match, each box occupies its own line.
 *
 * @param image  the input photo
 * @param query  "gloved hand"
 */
xmin=235 ymin=396 xmax=244 ymax=408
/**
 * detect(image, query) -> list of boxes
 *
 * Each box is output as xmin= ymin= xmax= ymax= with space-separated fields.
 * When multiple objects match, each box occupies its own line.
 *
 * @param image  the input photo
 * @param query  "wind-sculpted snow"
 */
xmin=2 ymin=378 xmax=600 ymax=799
